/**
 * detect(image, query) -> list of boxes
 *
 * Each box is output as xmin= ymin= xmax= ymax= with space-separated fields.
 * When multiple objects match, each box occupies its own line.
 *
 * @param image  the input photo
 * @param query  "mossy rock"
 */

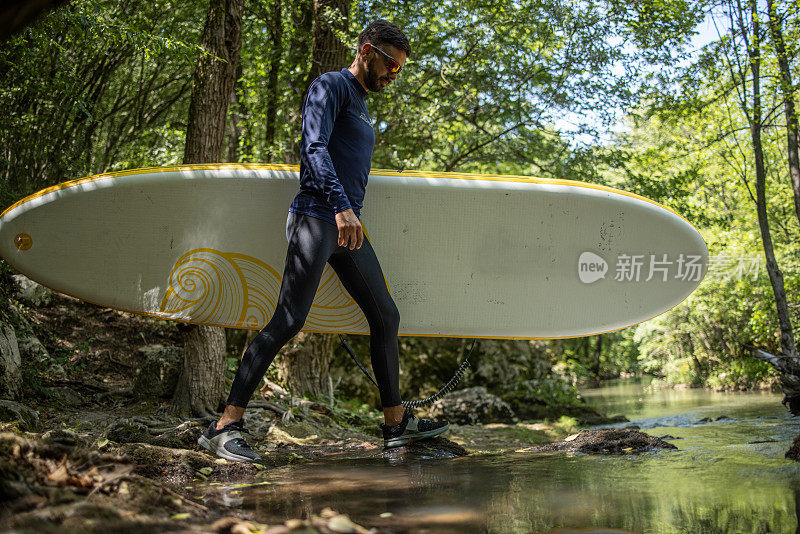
xmin=0 ymin=400 xmax=40 ymax=432
xmin=533 ymin=429 xmax=678 ymax=454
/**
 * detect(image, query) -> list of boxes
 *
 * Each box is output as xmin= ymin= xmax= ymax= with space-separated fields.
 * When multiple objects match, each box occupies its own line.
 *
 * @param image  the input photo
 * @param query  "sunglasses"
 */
xmin=370 ymin=44 xmax=402 ymax=74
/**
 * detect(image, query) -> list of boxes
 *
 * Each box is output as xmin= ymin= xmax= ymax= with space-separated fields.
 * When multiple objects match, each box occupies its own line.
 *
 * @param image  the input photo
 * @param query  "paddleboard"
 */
xmin=0 ymin=164 xmax=708 ymax=338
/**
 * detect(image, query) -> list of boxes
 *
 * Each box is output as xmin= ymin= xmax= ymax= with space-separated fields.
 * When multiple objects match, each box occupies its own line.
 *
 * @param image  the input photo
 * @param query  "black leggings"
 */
xmin=226 ymin=212 xmax=402 ymax=408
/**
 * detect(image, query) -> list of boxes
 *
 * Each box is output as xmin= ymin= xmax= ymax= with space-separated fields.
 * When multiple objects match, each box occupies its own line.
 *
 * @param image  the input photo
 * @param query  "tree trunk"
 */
xmin=171 ymin=0 xmax=243 ymax=416
xmin=304 ymin=0 xmax=350 ymax=92
xmin=182 ymin=0 xmax=243 ymax=165
xmin=172 ymin=325 xmax=228 ymax=416
xmin=592 ymin=334 xmax=602 ymax=379
xmin=277 ymin=0 xmax=349 ymax=399
xmin=277 ymin=332 xmax=338 ymax=399
xmin=264 ymin=0 xmax=283 ymax=160
xmin=766 ymin=0 xmax=800 ymax=229
xmin=284 ymin=0 xmax=315 ymax=161
xmin=743 ymin=0 xmax=800 ymax=403
xmin=227 ymin=62 xmax=244 ymax=163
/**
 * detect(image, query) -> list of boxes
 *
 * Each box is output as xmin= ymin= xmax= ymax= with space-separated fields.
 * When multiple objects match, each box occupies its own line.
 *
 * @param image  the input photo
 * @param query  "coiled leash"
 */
xmin=338 ymin=335 xmax=476 ymax=408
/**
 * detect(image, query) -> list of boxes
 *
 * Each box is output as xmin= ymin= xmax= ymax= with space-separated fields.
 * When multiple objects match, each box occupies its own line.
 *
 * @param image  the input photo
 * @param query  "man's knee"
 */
xmin=382 ymin=301 xmax=400 ymax=333
xmin=260 ymin=310 xmax=306 ymax=343
xmin=284 ymin=315 xmax=305 ymax=339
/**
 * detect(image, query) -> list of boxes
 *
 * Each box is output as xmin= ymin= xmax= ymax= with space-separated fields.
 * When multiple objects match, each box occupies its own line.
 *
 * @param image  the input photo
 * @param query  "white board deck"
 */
xmin=0 ymin=164 xmax=708 ymax=338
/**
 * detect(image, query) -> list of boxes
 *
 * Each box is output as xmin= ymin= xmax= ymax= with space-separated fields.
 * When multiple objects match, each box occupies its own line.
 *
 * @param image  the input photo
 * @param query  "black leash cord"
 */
xmin=338 ymin=335 xmax=475 ymax=408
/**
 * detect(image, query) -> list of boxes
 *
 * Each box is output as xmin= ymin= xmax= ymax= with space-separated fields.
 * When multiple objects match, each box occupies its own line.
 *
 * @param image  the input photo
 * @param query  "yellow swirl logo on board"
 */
xmin=159 ymin=248 xmax=369 ymax=332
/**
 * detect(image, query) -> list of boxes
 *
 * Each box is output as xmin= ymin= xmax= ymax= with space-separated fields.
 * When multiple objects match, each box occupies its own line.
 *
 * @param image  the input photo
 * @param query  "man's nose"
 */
xmin=388 ymin=71 xmax=398 ymax=81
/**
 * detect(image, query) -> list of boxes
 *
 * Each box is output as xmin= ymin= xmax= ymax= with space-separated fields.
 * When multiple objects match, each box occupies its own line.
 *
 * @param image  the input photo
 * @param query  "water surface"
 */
xmin=202 ymin=381 xmax=800 ymax=533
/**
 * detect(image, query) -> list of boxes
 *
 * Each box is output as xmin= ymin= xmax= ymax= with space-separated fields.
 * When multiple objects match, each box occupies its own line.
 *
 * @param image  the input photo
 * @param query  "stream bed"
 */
xmin=197 ymin=380 xmax=800 ymax=533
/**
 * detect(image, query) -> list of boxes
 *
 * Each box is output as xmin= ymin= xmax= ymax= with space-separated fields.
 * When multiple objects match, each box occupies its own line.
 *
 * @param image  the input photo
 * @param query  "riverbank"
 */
xmin=0 ymin=381 xmax=594 ymax=533
xmin=2 ymin=365 xmax=793 ymax=533
xmin=0 ymin=286 xmax=615 ymax=532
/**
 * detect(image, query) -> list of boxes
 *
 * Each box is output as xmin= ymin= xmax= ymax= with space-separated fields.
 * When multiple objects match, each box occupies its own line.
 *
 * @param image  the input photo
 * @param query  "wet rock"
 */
xmin=532 ymin=429 xmax=678 ymax=454
xmin=0 ymin=321 xmax=21 ymax=400
xmin=429 ymin=386 xmax=517 ymax=424
xmin=380 ymin=436 xmax=469 ymax=461
xmin=132 ymin=344 xmax=183 ymax=399
xmin=786 ymin=435 xmax=800 ymax=461
xmin=0 ymin=400 xmax=40 ymax=431
xmin=12 ymin=274 xmax=53 ymax=307
xmin=412 ymin=436 xmax=469 ymax=457
xmin=567 ymin=406 xmax=628 ymax=426
xmin=696 ymin=417 xmax=714 ymax=423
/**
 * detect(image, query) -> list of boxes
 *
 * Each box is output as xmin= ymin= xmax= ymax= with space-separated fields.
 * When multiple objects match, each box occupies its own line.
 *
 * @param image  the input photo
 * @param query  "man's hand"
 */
xmin=335 ymin=209 xmax=364 ymax=250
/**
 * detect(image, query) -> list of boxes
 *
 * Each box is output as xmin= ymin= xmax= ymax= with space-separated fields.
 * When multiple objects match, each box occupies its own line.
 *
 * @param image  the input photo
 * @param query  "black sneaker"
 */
xmin=197 ymin=420 xmax=261 ymax=462
xmin=381 ymin=409 xmax=450 ymax=448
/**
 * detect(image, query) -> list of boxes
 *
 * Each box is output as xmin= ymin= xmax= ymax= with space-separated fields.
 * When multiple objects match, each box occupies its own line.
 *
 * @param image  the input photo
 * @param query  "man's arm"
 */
xmin=301 ymin=76 xmax=363 ymax=249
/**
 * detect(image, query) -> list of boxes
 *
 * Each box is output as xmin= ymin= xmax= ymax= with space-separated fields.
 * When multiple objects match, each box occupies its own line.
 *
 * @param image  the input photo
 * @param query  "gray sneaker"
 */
xmin=381 ymin=409 xmax=450 ymax=448
xmin=198 ymin=420 xmax=261 ymax=462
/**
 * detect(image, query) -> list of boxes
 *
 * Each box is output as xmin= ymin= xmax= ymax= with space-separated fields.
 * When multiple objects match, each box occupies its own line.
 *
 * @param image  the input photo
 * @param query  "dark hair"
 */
xmin=357 ymin=20 xmax=411 ymax=58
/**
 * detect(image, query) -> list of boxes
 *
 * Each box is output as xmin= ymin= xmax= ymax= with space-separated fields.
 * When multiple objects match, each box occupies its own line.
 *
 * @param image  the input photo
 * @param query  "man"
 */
xmin=198 ymin=20 xmax=450 ymax=462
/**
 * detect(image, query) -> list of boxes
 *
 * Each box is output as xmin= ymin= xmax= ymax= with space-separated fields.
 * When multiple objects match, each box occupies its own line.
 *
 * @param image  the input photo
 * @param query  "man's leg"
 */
xmin=199 ymin=214 xmax=339 ymax=461
xmin=328 ymin=238 xmax=449 ymax=446
xmin=221 ymin=213 xmax=339 ymax=421
xmin=328 ymin=238 xmax=402 ymax=419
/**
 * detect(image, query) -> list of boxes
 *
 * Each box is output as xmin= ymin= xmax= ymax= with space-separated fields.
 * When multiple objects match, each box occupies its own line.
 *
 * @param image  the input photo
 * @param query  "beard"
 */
xmin=365 ymin=56 xmax=389 ymax=92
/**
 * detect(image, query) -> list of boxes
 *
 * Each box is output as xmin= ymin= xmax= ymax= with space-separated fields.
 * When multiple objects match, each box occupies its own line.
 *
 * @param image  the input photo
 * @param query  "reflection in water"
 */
xmin=197 ymin=381 xmax=799 ymax=533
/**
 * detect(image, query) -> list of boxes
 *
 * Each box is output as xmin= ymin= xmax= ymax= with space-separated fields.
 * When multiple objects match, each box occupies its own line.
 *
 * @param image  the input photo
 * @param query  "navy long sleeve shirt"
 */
xmin=290 ymin=68 xmax=375 ymax=225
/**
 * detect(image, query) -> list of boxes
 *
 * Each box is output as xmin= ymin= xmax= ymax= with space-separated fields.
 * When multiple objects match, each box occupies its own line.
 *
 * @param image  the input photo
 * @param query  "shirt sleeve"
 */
xmin=300 ymin=75 xmax=352 ymax=214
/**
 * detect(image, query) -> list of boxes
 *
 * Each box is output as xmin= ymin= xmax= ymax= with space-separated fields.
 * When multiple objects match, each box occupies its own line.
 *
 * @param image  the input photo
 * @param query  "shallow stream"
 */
xmin=200 ymin=380 xmax=800 ymax=533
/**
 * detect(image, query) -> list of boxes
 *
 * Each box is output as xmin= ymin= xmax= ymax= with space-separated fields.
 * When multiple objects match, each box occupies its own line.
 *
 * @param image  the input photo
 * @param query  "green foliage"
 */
xmin=3 ymin=0 xmax=798 ymax=398
xmin=329 ymin=335 xmax=583 ymax=408
xmin=512 ymin=379 xmax=583 ymax=407
xmin=318 ymin=396 xmax=383 ymax=434
xmin=605 ymin=0 xmax=800 ymax=388
xmin=0 ymin=0 xmax=204 ymax=210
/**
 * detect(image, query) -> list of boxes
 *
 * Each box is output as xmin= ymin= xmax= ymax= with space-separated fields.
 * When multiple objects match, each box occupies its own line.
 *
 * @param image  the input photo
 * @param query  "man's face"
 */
xmin=364 ymin=44 xmax=406 ymax=92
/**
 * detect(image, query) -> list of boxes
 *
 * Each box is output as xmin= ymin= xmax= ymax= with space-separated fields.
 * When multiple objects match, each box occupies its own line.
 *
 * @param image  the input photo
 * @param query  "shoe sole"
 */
xmin=384 ymin=422 xmax=450 ymax=448
xmin=197 ymin=435 xmax=261 ymax=463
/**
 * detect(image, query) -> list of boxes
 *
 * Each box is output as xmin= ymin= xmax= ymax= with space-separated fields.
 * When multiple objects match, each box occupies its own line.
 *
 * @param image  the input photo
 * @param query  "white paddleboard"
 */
xmin=0 ymin=164 xmax=708 ymax=338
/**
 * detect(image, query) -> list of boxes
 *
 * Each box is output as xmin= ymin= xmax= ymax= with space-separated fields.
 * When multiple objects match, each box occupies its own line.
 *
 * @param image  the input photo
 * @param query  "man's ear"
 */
xmin=359 ymin=42 xmax=372 ymax=58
